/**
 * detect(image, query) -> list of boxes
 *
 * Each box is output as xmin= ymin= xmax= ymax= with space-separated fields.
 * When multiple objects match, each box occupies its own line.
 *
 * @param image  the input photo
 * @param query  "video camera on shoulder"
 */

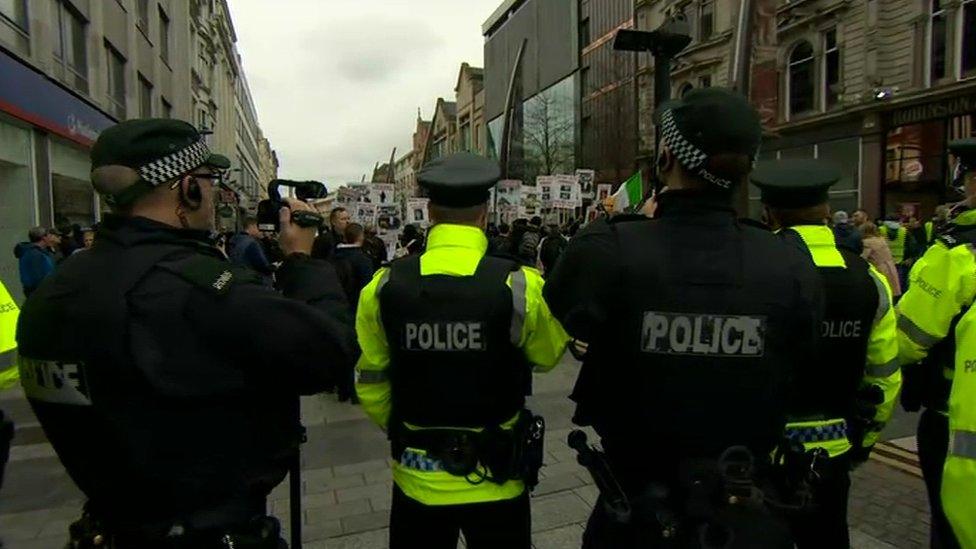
xmin=256 ymin=179 xmax=327 ymax=232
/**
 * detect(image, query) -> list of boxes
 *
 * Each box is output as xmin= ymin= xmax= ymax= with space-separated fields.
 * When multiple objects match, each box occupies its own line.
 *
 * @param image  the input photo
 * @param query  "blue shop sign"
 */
xmin=0 ymin=48 xmax=115 ymax=146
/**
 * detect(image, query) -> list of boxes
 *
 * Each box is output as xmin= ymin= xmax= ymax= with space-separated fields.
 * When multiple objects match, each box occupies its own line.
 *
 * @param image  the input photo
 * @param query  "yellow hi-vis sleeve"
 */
xmin=942 ymin=302 xmax=976 ymax=548
xmin=355 ymin=268 xmax=393 ymax=430
xmin=0 ymin=281 xmax=20 ymax=390
xmin=862 ymin=266 xmax=902 ymax=448
xmin=519 ymin=267 xmax=570 ymax=373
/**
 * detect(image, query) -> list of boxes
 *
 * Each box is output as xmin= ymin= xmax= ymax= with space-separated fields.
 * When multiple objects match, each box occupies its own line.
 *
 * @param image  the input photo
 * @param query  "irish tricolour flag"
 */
xmin=611 ymin=172 xmax=643 ymax=212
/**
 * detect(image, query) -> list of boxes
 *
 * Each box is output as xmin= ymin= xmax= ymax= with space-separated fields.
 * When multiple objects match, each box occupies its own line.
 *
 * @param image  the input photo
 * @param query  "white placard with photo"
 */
xmin=406 ymin=198 xmax=430 ymax=228
xmin=353 ymin=202 xmax=376 ymax=226
xmin=370 ymin=183 xmax=396 ymax=206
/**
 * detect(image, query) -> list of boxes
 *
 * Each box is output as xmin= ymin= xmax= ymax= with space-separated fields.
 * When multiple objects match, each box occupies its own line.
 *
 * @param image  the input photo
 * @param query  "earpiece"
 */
xmin=177 ymin=176 xmax=202 ymax=211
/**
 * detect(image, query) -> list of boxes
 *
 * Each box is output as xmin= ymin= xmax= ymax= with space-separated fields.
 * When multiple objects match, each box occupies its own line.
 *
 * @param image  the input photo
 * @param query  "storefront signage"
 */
xmin=0 ymin=49 xmax=115 ymax=147
xmin=890 ymin=93 xmax=976 ymax=128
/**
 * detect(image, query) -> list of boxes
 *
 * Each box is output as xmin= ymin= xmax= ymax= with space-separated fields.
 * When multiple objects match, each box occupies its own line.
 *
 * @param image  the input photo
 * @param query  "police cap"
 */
xmin=652 ymin=87 xmax=762 ymax=189
xmin=417 ymin=152 xmax=501 ymax=207
xmin=90 ymin=118 xmax=231 ymax=206
xmin=950 ymin=138 xmax=976 ymax=170
xmin=751 ymin=159 xmax=842 ymax=209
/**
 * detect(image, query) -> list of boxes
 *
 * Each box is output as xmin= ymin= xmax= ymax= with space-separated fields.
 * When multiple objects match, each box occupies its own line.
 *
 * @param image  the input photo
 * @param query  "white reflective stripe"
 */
xmin=356 ymin=369 xmax=389 ymax=385
xmin=868 ymin=269 xmax=891 ymax=324
xmin=865 ymin=359 xmax=900 ymax=378
xmin=951 ymin=430 xmax=976 ymax=459
xmin=0 ymin=348 xmax=15 ymax=370
xmin=897 ymin=315 xmax=941 ymax=348
xmin=510 ymin=269 xmax=527 ymax=346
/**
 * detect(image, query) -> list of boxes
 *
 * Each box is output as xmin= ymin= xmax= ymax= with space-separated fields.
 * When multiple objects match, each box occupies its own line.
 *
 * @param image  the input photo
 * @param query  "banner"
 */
xmin=576 ymin=169 xmax=595 ymax=198
xmin=353 ymin=202 xmax=376 ymax=226
xmin=370 ymin=183 xmax=396 ymax=206
xmin=551 ymin=174 xmax=581 ymax=209
xmin=406 ymin=198 xmax=430 ymax=228
xmin=520 ymin=185 xmax=542 ymax=219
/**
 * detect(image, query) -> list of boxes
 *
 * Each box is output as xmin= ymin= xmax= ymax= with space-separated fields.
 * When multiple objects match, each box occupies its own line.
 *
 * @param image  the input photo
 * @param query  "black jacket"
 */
xmin=15 ymin=215 xmax=356 ymax=533
xmin=544 ymin=191 xmax=823 ymax=479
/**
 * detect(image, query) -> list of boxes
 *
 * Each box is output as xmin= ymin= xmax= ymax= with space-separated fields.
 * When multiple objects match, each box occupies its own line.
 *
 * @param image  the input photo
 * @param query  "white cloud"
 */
xmin=227 ymin=0 xmax=501 ymax=188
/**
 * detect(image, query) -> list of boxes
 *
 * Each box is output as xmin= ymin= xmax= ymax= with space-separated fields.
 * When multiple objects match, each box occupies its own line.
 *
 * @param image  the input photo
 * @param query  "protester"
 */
xmin=330 ymin=207 xmax=351 ymax=244
xmin=831 ymin=210 xmax=863 ymax=254
xmin=362 ymin=226 xmax=388 ymax=270
xmin=399 ymin=224 xmax=425 ymax=257
xmin=228 ymin=217 xmax=275 ymax=283
xmin=852 ymin=208 xmax=870 ymax=229
xmin=538 ymin=225 xmax=568 ymax=277
xmin=860 ymin=222 xmax=902 ymax=297
xmin=513 ymin=217 xmax=543 ymax=267
xmin=335 ymin=223 xmax=376 ymax=305
xmin=13 ymin=227 xmax=57 ymax=296
xmin=489 ymin=222 xmax=511 ymax=255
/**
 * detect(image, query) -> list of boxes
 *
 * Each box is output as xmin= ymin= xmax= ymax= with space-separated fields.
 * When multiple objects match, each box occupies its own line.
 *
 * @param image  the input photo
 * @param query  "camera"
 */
xmin=256 ymin=179 xmax=328 ymax=232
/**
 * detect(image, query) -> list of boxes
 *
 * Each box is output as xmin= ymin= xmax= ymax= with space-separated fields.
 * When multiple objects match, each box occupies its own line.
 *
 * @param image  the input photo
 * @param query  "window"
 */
xmin=963 ymin=0 xmax=975 ymax=76
xmin=823 ymin=29 xmax=841 ymax=109
xmin=929 ymin=0 xmax=949 ymax=83
xmin=698 ymin=75 xmax=712 ymax=88
xmin=788 ymin=41 xmax=816 ymax=117
xmin=679 ymin=82 xmax=694 ymax=98
xmin=106 ymin=42 xmax=126 ymax=119
xmin=159 ymin=6 xmax=170 ymax=65
xmin=161 ymin=97 xmax=172 ymax=118
xmin=461 ymin=123 xmax=472 ymax=152
xmin=579 ymin=17 xmax=590 ymax=49
xmin=699 ymin=0 xmax=714 ymax=41
xmin=0 ymin=0 xmax=27 ymax=31
xmin=136 ymin=0 xmax=149 ymax=32
xmin=138 ymin=74 xmax=152 ymax=118
xmin=52 ymin=0 xmax=88 ymax=93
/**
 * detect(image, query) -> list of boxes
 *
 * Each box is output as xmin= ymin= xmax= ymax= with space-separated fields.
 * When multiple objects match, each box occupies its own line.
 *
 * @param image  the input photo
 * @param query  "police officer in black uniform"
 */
xmin=753 ymin=160 xmax=901 ymax=549
xmin=544 ymin=87 xmax=823 ymax=548
xmin=16 ymin=119 xmax=356 ymax=548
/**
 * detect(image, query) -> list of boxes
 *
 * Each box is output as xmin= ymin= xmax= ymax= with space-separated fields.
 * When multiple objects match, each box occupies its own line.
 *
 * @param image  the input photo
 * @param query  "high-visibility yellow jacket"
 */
xmin=355 ymin=223 xmax=570 ymax=506
xmin=0 ymin=281 xmax=19 ymax=389
xmin=925 ymin=221 xmax=935 ymax=245
xmin=785 ymin=226 xmax=901 ymax=457
xmin=896 ymin=209 xmax=976 ymax=546
xmin=880 ymin=224 xmax=908 ymax=263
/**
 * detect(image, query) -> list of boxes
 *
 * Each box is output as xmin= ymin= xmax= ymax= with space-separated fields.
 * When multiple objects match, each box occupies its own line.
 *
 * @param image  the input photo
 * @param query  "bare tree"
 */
xmin=523 ymin=88 xmax=575 ymax=180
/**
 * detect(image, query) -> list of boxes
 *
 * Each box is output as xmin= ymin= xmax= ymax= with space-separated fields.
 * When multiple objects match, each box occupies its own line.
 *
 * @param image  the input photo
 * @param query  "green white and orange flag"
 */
xmin=611 ymin=172 xmax=643 ymax=212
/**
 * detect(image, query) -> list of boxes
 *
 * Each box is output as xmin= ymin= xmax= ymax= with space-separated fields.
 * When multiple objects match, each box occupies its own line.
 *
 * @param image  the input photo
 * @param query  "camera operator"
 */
xmin=15 ymin=119 xmax=356 ymax=548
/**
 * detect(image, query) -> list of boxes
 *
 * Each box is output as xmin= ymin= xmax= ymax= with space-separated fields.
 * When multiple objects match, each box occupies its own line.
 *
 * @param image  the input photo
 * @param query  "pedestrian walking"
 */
xmin=859 ymin=222 xmax=902 ymax=297
xmin=898 ymin=138 xmax=976 ymax=549
xmin=354 ymin=152 xmax=570 ymax=549
xmin=544 ymin=88 xmax=821 ymax=548
xmin=13 ymin=227 xmax=57 ymax=297
xmin=752 ymin=159 xmax=901 ymax=549
xmin=15 ymin=118 xmax=356 ymax=548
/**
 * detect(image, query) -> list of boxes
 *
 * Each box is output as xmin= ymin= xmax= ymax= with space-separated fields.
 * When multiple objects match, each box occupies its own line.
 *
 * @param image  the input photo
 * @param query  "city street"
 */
xmin=0 ymin=357 xmax=932 ymax=548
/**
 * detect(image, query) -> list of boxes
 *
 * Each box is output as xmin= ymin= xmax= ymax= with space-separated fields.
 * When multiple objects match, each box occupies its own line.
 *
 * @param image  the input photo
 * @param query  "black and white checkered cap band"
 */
xmin=137 ymin=139 xmax=211 ymax=186
xmin=660 ymin=109 xmax=733 ymax=189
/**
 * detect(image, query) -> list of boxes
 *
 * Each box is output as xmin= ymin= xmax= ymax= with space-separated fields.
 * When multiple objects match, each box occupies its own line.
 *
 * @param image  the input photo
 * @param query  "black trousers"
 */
xmin=918 ymin=408 xmax=961 ymax=549
xmin=788 ymin=453 xmax=851 ymax=549
xmin=389 ymin=484 xmax=531 ymax=549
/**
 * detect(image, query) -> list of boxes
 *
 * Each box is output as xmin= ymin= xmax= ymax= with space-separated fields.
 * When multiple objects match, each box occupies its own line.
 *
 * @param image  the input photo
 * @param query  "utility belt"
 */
xmin=392 ymin=409 xmax=545 ymax=488
xmin=67 ymin=503 xmax=284 ymax=549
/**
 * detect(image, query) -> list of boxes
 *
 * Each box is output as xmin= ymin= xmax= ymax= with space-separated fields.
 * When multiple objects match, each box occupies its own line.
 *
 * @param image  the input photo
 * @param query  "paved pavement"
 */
xmin=0 ymin=357 xmax=932 ymax=548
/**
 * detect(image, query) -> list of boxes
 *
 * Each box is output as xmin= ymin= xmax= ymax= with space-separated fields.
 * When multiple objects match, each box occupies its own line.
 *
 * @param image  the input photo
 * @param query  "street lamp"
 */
xmin=614 ymin=15 xmax=691 ymax=199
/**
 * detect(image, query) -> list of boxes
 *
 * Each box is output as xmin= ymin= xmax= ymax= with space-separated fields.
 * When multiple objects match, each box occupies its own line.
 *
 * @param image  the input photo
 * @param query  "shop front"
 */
xmin=882 ymin=90 xmax=976 ymax=221
xmin=0 ymin=48 xmax=115 ymax=302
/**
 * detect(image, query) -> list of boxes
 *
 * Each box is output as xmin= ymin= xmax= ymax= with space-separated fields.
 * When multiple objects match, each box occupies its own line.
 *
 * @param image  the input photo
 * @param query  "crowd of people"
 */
xmin=12 ymin=224 xmax=95 ymax=297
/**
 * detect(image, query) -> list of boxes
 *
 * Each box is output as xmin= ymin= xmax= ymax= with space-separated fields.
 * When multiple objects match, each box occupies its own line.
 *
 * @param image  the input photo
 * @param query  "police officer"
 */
xmin=898 ymin=138 xmax=976 ymax=549
xmin=544 ymin=87 xmax=822 ymax=548
xmin=0 ymin=279 xmax=19 ymax=496
xmin=15 ymin=119 xmax=355 ymax=548
xmin=354 ymin=152 xmax=570 ymax=549
xmin=752 ymin=159 xmax=901 ymax=549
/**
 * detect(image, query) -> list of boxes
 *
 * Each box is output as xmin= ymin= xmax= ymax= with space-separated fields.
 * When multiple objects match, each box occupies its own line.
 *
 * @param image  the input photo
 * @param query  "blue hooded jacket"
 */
xmin=13 ymin=242 xmax=55 ymax=296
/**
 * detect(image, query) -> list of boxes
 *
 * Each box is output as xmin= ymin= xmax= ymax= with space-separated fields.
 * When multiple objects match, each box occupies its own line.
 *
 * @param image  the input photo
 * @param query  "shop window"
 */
xmin=787 ymin=41 xmax=816 ymax=118
xmin=678 ymin=82 xmax=694 ymax=98
xmin=0 ymin=0 xmax=28 ymax=32
xmin=823 ymin=29 xmax=840 ymax=109
xmin=159 ymin=6 xmax=170 ymax=65
xmin=106 ymin=42 xmax=126 ymax=119
xmin=817 ymin=138 xmax=860 ymax=211
xmin=523 ymin=75 xmax=576 ymax=183
xmin=963 ymin=0 xmax=975 ymax=77
xmin=138 ymin=74 xmax=152 ymax=118
xmin=699 ymin=0 xmax=714 ymax=41
xmin=50 ymin=138 xmax=96 ymax=228
xmin=136 ymin=0 xmax=149 ymax=33
xmin=929 ymin=0 xmax=949 ymax=83
xmin=0 ymin=120 xmax=35 ymax=303
xmin=52 ymin=0 xmax=88 ymax=94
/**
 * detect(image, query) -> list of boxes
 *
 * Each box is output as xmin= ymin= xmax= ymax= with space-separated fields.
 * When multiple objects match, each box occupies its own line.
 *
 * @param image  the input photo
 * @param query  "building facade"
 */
xmin=636 ymin=0 xmax=976 ymax=219
xmin=0 ymin=0 xmax=275 ymax=299
xmin=455 ymin=63 xmax=488 ymax=156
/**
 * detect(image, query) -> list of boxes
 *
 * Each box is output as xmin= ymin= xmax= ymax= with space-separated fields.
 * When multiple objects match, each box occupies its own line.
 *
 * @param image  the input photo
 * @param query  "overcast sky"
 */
xmin=227 ymin=0 xmax=502 ymax=188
